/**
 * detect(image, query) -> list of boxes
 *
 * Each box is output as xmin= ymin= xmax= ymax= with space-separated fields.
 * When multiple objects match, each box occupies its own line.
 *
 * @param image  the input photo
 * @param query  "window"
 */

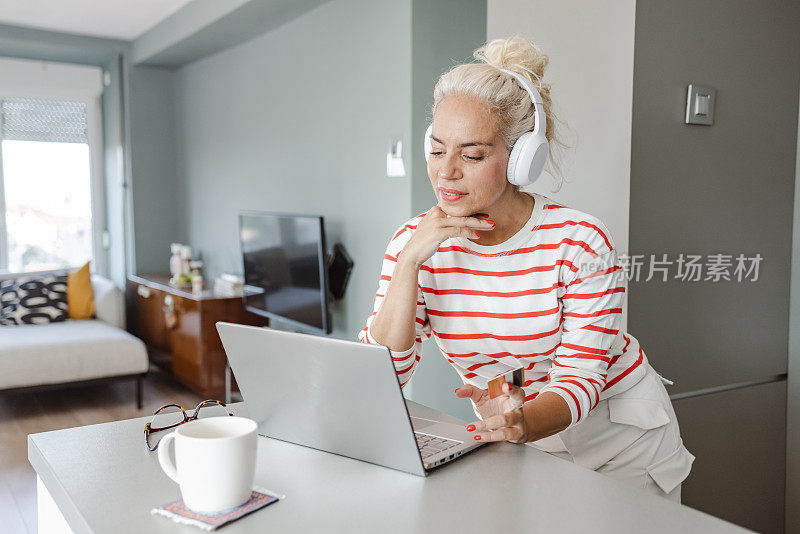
xmin=0 ymin=58 xmax=104 ymax=276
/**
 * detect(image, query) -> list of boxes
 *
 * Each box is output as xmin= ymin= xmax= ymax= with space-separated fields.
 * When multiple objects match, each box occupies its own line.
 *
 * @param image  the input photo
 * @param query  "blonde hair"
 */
xmin=432 ymin=35 xmax=569 ymax=191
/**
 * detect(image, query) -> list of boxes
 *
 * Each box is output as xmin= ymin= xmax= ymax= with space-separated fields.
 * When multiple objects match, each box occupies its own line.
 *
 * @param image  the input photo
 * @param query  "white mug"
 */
xmin=158 ymin=416 xmax=258 ymax=513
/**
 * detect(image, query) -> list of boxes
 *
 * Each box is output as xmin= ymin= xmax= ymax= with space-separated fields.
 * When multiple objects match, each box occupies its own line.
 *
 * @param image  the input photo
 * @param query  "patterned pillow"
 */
xmin=0 ymin=274 xmax=69 ymax=325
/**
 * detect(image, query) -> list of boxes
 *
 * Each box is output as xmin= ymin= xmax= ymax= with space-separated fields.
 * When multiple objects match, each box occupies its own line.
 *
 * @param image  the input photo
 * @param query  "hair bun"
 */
xmin=474 ymin=34 xmax=548 ymax=82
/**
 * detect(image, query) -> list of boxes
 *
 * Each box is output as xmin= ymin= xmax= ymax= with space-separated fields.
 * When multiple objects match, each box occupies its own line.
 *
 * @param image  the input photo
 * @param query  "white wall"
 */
xmin=488 ymin=0 xmax=636 ymax=328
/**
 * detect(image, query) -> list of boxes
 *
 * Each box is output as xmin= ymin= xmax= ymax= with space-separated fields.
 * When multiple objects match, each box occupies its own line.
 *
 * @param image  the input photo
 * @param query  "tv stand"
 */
xmin=126 ymin=273 xmax=269 ymax=398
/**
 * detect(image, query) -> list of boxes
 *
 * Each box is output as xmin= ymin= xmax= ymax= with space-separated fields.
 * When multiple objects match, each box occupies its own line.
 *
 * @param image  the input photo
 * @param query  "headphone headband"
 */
xmin=497 ymin=67 xmax=546 ymax=137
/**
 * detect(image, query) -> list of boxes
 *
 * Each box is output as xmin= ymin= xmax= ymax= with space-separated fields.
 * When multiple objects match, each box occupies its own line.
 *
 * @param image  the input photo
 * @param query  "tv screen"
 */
xmin=239 ymin=211 xmax=331 ymax=334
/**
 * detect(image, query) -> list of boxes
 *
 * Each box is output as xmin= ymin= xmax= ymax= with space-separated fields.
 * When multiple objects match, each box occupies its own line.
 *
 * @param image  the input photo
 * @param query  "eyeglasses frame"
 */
xmin=144 ymin=399 xmax=234 ymax=451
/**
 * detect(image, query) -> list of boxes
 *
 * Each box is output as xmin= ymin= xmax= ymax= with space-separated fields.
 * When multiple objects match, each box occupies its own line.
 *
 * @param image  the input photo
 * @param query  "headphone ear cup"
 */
xmin=424 ymin=124 xmax=433 ymax=162
xmin=507 ymin=132 xmax=549 ymax=187
xmin=528 ymin=141 xmax=549 ymax=185
xmin=506 ymin=132 xmax=531 ymax=186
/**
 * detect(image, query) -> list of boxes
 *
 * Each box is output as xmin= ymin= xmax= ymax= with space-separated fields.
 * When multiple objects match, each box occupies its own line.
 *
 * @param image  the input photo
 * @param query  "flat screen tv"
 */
xmin=239 ymin=211 xmax=331 ymax=334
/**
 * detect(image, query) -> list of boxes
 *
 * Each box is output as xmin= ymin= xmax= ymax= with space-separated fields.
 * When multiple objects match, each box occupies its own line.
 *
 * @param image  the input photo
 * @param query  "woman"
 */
xmin=358 ymin=35 xmax=694 ymax=502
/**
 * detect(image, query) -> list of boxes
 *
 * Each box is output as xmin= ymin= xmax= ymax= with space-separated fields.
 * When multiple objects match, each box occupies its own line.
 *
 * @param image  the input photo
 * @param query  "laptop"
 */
xmin=216 ymin=322 xmax=484 ymax=476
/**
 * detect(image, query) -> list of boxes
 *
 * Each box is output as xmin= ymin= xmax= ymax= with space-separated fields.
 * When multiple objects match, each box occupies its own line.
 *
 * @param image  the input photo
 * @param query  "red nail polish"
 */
xmin=454 ymin=388 xmax=459 ymax=393
xmin=474 ymin=435 xmax=481 ymax=441
xmin=466 ymin=424 xmax=475 ymax=432
xmin=487 ymin=220 xmax=495 ymax=226
xmin=476 ymin=233 xmax=481 ymax=238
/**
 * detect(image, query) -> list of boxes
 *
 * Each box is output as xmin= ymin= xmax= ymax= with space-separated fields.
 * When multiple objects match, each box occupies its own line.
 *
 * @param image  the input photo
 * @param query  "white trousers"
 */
xmin=528 ymin=363 xmax=694 ymax=503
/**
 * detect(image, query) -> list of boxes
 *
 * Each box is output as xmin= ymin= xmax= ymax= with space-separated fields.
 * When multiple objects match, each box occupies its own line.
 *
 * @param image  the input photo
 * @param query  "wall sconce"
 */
xmin=386 ymin=139 xmax=406 ymax=177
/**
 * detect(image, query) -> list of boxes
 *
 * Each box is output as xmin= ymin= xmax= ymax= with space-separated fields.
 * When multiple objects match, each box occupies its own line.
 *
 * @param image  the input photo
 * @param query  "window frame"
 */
xmin=0 ymin=58 xmax=106 ymax=277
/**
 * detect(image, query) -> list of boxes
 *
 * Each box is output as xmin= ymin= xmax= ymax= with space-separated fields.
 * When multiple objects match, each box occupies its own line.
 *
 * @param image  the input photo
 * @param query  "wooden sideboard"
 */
xmin=126 ymin=273 xmax=269 ymax=398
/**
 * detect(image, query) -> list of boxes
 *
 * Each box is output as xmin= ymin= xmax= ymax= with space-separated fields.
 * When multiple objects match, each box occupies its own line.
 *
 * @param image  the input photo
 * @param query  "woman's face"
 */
xmin=427 ymin=94 xmax=511 ymax=217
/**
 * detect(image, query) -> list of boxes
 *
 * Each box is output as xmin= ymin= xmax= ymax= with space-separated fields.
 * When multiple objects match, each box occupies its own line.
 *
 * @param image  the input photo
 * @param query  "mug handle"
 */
xmin=157 ymin=433 xmax=180 ymax=484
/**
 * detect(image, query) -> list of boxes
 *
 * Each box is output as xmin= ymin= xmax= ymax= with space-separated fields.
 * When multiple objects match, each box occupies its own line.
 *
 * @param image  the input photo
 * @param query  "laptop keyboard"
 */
xmin=414 ymin=432 xmax=461 ymax=460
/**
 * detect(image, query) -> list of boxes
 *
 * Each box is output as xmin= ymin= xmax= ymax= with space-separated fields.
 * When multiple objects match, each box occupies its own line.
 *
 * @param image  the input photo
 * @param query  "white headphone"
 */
xmin=424 ymin=67 xmax=549 ymax=187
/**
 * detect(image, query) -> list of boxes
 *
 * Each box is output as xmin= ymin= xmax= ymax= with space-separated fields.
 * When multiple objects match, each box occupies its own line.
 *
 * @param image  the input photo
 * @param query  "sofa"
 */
xmin=0 ymin=275 xmax=149 ymax=408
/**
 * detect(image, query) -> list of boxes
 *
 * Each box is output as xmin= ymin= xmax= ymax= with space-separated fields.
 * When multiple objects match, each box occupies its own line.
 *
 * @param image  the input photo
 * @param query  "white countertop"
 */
xmin=28 ymin=401 xmax=750 ymax=533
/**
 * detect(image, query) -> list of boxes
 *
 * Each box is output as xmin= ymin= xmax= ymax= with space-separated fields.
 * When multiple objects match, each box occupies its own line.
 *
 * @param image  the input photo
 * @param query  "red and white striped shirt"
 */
xmin=358 ymin=192 xmax=648 ymax=429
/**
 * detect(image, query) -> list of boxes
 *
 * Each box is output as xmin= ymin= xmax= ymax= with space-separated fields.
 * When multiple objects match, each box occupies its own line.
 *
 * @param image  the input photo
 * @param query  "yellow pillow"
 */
xmin=67 ymin=261 xmax=95 ymax=320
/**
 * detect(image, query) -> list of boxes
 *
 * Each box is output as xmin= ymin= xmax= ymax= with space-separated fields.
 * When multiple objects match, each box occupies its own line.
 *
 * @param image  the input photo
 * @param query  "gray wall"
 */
xmin=628 ymin=1 xmax=800 ymax=532
xmin=405 ymin=0 xmax=487 ymax=421
xmin=133 ymin=0 xmax=332 ymax=68
xmin=409 ymin=0 xmax=487 ymax=217
xmin=172 ymin=0 xmax=412 ymax=340
xmin=129 ymin=66 xmax=182 ymax=274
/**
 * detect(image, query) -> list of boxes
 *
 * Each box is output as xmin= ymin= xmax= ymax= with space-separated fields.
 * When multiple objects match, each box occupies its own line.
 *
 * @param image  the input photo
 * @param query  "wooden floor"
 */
xmin=0 ymin=368 xmax=203 ymax=534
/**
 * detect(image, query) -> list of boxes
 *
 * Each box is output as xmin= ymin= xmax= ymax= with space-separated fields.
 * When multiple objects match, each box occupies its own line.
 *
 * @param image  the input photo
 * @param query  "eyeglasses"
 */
xmin=144 ymin=399 xmax=234 ymax=451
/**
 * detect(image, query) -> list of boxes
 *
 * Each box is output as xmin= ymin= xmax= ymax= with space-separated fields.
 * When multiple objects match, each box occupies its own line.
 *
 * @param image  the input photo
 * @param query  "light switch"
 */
xmin=685 ymin=84 xmax=716 ymax=125
xmin=694 ymin=94 xmax=710 ymax=116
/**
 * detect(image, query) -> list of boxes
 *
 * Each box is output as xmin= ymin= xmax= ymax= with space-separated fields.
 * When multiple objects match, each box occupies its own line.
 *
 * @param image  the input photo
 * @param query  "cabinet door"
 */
xmin=673 ymin=380 xmax=786 ymax=533
xmin=167 ymin=294 xmax=203 ymax=391
xmin=127 ymin=282 xmax=170 ymax=357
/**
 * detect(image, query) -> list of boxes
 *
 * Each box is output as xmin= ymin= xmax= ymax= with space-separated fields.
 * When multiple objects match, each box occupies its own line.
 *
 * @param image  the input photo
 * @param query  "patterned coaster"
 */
xmin=151 ymin=487 xmax=284 ymax=530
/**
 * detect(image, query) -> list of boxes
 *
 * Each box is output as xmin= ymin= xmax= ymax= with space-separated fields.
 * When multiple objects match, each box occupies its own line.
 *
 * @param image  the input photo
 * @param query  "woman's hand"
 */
xmin=400 ymin=206 xmax=494 ymax=267
xmin=455 ymin=382 xmax=529 ymax=443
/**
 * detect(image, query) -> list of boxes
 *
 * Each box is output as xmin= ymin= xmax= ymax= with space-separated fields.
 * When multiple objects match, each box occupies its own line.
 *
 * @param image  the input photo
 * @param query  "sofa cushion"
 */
xmin=0 ymin=274 xmax=69 ymax=325
xmin=67 ymin=262 xmax=95 ymax=319
xmin=90 ymin=275 xmax=125 ymax=329
xmin=0 ymin=319 xmax=148 ymax=390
